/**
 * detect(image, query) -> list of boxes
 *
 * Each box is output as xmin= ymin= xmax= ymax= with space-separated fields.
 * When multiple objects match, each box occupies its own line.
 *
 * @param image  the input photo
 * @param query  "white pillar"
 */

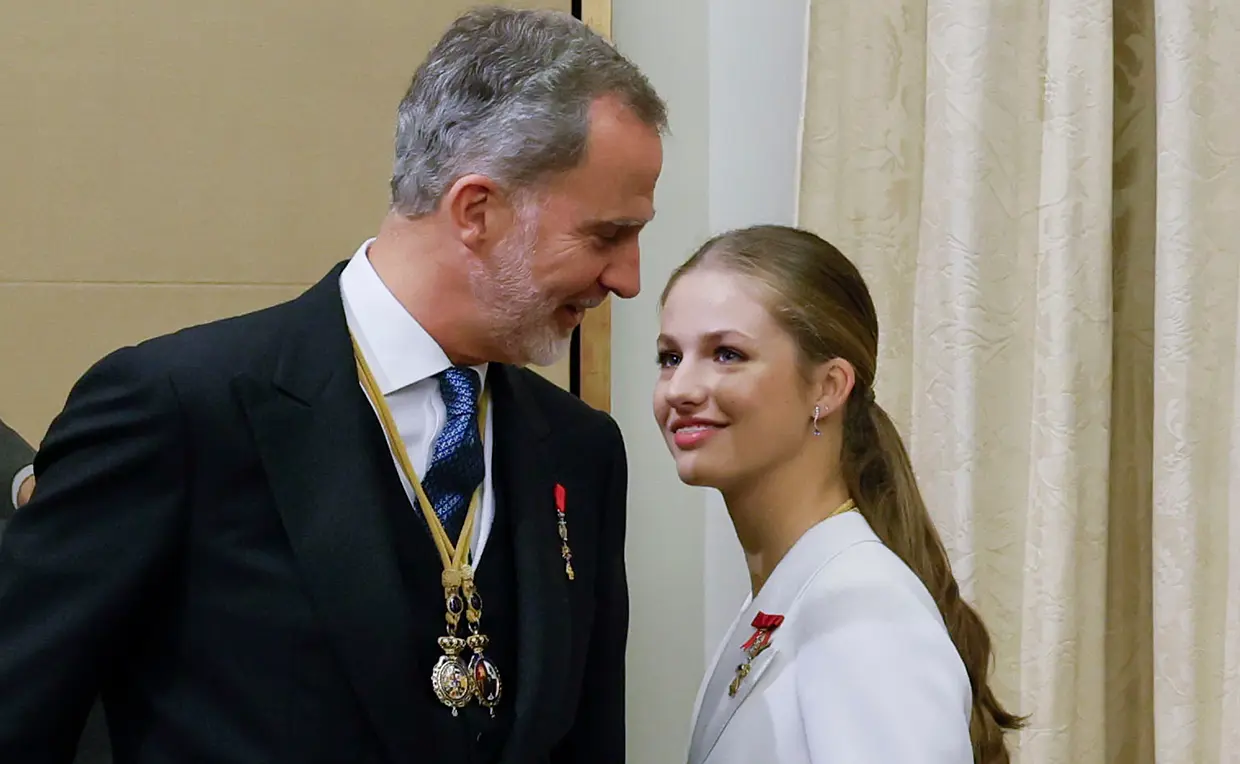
xmin=610 ymin=1 xmax=809 ymax=759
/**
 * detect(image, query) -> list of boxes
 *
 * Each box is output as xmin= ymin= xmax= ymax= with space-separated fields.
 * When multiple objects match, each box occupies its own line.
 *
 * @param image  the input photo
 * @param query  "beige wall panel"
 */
xmin=576 ymin=1 xmax=612 ymax=412
xmin=0 ymin=0 xmax=569 ymax=286
xmin=0 ymin=282 xmax=306 ymax=443
xmin=528 ymin=356 xmax=572 ymax=390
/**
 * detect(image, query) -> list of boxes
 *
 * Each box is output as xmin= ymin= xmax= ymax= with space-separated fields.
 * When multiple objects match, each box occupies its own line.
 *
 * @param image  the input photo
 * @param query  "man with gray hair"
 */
xmin=0 ymin=7 xmax=665 ymax=763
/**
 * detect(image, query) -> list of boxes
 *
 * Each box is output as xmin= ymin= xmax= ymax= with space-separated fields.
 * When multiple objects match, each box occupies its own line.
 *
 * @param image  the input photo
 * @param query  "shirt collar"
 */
xmin=339 ymin=238 xmax=488 ymax=396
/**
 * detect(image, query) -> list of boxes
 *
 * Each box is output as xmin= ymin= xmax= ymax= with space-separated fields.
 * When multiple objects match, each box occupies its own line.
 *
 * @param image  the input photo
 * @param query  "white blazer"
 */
xmin=687 ymin=512 xmax=973 ymax=764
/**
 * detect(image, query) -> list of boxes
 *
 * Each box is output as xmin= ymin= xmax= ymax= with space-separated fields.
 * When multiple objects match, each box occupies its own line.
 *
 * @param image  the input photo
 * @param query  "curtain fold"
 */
xmin=1149 ymin=1 xmax=1240 ymax=761
xmin=798 ymin=0 xmax=1238 ymax=760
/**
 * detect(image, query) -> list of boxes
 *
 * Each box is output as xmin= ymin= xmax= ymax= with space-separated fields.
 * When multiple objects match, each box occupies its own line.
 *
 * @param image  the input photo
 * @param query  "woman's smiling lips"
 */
xmin=669 ymin=417 xmax=727 ymax=449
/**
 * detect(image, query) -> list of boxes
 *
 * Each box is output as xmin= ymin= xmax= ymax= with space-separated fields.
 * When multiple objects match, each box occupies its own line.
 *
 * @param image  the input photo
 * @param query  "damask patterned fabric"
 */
xmin=798 ymin=0 xmax=1239 ymax=761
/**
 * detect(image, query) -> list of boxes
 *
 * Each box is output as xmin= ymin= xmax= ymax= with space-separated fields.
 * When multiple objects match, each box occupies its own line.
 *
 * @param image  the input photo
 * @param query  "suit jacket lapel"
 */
xmin=234 ymin=265 xmax=432 ymax=763
xmin=491 ymin=366 xmax=572 ymax=764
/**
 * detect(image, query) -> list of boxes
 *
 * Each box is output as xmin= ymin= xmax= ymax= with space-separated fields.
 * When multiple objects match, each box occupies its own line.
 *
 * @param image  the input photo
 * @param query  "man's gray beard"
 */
xmin=469 ymin=222 xmax=573 ymax=368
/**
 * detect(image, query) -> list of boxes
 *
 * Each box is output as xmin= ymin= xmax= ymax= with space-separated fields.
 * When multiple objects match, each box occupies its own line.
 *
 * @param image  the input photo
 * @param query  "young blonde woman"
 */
xmin=653 ymin=225 xmax=1024 ymax=763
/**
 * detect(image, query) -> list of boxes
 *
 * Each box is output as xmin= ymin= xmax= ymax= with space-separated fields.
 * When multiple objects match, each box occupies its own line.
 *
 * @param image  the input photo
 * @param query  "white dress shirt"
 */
xmin=688 ymin=511 xmax=973 ymax=764
xmin=339 ymin=240 xmax=496 ymax=564
xmin=10 ymin=464 xmax=34 ymax=511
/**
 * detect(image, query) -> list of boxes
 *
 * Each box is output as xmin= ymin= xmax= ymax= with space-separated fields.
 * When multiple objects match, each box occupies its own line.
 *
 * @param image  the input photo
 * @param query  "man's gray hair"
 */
xmin=390 ymin=6 xmax=668 ymax=217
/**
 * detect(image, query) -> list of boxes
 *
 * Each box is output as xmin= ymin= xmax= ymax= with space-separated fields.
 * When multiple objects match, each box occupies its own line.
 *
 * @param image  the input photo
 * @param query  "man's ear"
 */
xmin=442 ymin=173 xmax=514 ymax=251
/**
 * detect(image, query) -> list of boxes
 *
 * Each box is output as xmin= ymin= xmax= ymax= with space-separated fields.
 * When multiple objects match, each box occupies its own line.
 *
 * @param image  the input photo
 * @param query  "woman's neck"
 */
xmin=723 ymin=455 xmax=851 ymax=598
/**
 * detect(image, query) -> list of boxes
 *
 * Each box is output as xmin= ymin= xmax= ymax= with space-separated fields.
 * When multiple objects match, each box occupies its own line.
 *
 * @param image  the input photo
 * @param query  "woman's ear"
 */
xmin=812 ymin=358 xmax=856 ymax=415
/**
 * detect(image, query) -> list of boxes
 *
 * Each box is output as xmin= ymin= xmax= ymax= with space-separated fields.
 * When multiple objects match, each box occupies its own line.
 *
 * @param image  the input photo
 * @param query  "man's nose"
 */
xmin=600 ymin=241 xmax=640 ymax=299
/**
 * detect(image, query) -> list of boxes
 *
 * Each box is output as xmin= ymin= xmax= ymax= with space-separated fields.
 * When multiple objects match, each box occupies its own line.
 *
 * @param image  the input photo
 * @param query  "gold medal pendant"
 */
xmin=461 ymin=572 xmax=502 ymax=715
xmin=468 ymin=635 xmax=503 ymax=711
xmin=429 ymin=568 xmax=502 ymax=716
xmin=432 ymin=636 xmax=473 ymax=714
xmin=432 ymin=570 xmax=474 ymax=716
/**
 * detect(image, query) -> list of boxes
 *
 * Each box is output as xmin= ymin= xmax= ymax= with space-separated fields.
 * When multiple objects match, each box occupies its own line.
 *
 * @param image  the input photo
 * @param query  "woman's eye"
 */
xmin=656 ymin=351 xmax=681 ymax=368
xmin=714 ymin=347 xmax=744 ymax=363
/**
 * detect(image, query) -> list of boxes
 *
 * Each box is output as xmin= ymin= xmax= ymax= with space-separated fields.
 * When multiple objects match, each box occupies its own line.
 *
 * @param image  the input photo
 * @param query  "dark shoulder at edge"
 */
xmin=503 ymin=366 xmax=623 ymax=443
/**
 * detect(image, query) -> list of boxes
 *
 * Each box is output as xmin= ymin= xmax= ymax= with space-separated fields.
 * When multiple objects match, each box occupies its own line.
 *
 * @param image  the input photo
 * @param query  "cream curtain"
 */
xmin=797 ymin=0 xmax=1239 ymax=761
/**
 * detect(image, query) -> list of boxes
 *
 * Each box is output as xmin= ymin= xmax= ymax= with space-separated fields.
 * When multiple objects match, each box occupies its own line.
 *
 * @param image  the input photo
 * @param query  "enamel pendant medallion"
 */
xmin=432 ymin=635 xmax=474 ymax=713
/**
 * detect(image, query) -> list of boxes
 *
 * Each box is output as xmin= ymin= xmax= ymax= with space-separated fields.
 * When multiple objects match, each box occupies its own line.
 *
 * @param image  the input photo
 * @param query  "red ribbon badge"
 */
xmin=729 ymin=610 xmax=784 ymax=696
xmin=554 ymin=483 xmax=574 ymax=580
xmin=741 ymin=611 xmax=784 ymax=653
xmin=751 ymin=612 xmax=785 ymax=630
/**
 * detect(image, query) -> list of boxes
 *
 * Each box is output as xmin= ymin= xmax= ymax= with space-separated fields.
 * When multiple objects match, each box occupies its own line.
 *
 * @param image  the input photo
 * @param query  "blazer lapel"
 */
xmin=689 ymin=607 xmax=783 ymax=764
xmin=687 ymin=597 xmax=750 ymax=764
xmin=689 ymin=512 xmax=881 ymax=764
xmin=491 ymin=367 xmax=573 ymax=764
xmin=234 ymin=266 xmax=432 ymax=763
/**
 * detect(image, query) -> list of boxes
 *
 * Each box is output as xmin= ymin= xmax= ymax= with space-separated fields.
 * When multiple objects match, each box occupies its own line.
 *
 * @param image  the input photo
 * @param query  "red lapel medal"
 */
xmin=728 ymin=611 xmax=784 ymax=696
xmin=555 ymin=483 xmax=575 ymax=581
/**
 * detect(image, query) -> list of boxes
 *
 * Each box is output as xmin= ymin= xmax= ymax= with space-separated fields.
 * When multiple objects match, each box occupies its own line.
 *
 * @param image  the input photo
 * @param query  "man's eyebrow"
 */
xmin=588 ymin=214 xmax=655 ymax=229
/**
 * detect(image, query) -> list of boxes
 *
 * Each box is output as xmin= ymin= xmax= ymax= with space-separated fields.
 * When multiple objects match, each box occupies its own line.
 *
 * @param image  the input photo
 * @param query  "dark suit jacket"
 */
xmin=0 ymin=264 xmax=630 ymax=764
xmin=0 ymin=418 xmax=34 ymax=523
xmin=0 ymin=422 xmax=113 ymax=764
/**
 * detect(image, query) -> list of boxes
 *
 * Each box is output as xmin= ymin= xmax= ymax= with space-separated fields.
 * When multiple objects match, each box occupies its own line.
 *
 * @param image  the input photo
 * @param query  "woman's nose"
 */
xmin=664 ymin=361 xmax=707 ymax=408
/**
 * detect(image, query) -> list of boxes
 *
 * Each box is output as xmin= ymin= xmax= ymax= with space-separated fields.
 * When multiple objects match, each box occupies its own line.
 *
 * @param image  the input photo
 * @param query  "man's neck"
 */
xmin=366 ymin=216 xmax=489 ymax=367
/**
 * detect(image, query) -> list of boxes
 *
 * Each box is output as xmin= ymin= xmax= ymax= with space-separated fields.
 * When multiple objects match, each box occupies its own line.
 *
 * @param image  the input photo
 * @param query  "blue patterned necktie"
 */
xmin=421 ymin=367 xmax=485 ymax=545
